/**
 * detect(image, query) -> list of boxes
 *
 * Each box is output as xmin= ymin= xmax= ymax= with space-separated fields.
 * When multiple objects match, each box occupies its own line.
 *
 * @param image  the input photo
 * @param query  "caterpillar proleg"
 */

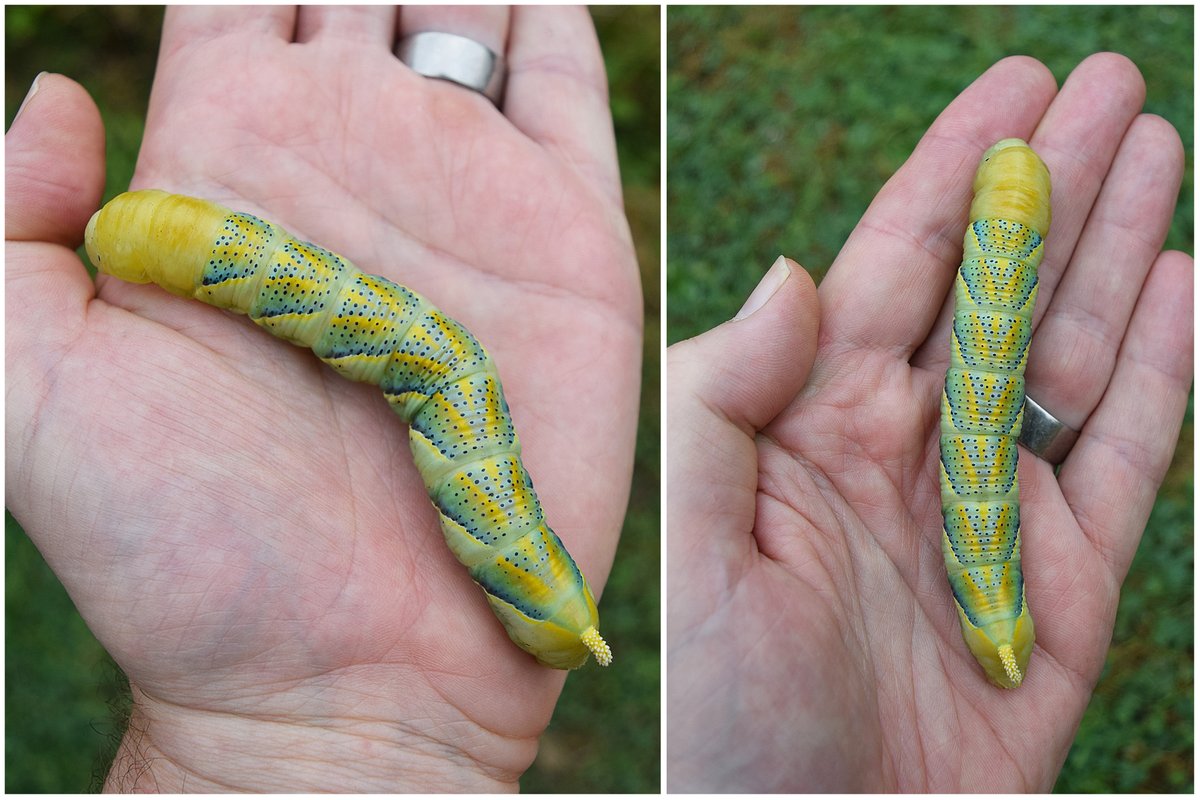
xmin=940 ymin=139 xmax=1050 ymax=688
xmin=85 ymin=190 xmax=611 ymax=670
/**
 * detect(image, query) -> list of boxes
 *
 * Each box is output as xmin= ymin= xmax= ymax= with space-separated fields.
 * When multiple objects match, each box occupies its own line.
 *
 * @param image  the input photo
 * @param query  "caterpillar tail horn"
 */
xmin=955 ymin=600 xmax=1034 ymax=689
xmin=581 ymin=627 xmax=613 ymax=667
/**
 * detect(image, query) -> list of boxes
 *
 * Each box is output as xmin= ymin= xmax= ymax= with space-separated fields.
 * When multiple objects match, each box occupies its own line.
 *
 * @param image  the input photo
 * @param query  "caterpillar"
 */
xmin=85 ymin=190 xmax=611 ymax=670
xmin=939 ymin=139 xmax=1050 ymax=688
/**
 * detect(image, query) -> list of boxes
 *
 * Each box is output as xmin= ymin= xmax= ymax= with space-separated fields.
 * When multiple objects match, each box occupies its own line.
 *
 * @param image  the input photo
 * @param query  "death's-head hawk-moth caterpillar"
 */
xmin=85 ymin=190 xmax=612 ymax=671
xmin=940 ymin=139 xmax=1050 ymax=688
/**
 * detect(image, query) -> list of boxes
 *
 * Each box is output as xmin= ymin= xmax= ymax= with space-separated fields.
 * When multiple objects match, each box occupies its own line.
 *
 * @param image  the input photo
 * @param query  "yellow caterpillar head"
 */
xmin=85 ymin=190 xmax=231 ymax=298
xmin=969 ymin=138 xmax=1051 ymax=237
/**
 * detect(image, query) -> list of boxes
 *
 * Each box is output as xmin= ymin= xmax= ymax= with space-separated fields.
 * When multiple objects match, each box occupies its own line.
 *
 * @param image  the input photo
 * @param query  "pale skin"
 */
xmin=6 ymin=6 xmax=641 ymax=792
xmin=668 ymin=54 xmax=1191 ymax=791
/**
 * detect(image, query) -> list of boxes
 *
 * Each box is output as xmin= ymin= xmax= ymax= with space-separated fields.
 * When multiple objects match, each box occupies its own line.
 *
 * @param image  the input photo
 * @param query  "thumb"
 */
xmin=5 ymin=72 xmax=106 ymax=327
xmin=667 ymin=256 xmax=820 ymax=571
xmin=6 ymin=73 xmax=107 ymax=481
xmin=669 ymin=256 xmax=820 ymax=434
xmin=6 ymin=72 xmax=106 ymax=245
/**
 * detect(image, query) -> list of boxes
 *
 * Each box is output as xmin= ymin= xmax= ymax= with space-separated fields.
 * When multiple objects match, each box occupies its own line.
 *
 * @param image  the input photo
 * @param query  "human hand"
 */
xmin=667 ymin=53 xmax=1190 ymax=792
xmin=7 ymin=6 xmax=640 ymax=792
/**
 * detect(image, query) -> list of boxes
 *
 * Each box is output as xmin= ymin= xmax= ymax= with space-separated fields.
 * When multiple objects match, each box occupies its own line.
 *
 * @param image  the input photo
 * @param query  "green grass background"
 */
xmin=668 ymin=5 xmax=1191 ymax=793
xmin=5 ymin=5 xmax=660 ymax=793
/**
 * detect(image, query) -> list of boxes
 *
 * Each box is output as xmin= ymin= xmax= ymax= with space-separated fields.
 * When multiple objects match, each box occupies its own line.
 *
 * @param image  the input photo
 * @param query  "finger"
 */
xmin=295 ymin=6 xmax=396 ymax=47
xmin=1025 ymin=113 xmax=1184 ymax=431
xmin=820 ymin=56 xmax=1057 ymax=357
xmin=1026 ymin=53 xmax=1148 ymax=306
xmin=6 ymin=73 xmax=105 ymax=246
xmin=159 ymin=6 xmax=296 ymax=49
xmin=668 ymin=255 xmax=820 ymax=550
xmin=1058 ymin=248 xmax=1192 ymax=578
xmin=397 ymin=5 xmax=510 ymax=58
xmin=504 ymin=6 xmax=623 ymax=206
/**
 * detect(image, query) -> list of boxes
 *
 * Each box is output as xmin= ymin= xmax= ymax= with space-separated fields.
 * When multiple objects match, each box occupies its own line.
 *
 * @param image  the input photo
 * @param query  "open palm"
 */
xmin=668 ymin=54 xmax=1190 ymax=792
xmin=7 ymin=7 xmax=640 ymax=792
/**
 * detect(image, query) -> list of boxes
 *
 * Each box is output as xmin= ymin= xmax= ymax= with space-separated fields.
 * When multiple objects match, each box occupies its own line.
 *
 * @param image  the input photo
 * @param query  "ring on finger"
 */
xmin=1019 ymin=395 xmax=1080 ymax=466
xmin=395 ymin=31 xmax=506 ymax=105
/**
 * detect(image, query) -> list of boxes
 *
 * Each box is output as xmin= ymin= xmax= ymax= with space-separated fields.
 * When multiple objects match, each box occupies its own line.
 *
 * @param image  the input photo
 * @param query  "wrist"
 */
xmin=104 ymin=682 xmax=525 ymax=792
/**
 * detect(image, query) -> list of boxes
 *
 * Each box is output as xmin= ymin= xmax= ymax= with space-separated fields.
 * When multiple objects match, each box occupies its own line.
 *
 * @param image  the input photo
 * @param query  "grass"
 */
xmin=5 ymin=6 xmax=659 ymax=793
xmin=667 ymin=5 xmax=1192 ymax=793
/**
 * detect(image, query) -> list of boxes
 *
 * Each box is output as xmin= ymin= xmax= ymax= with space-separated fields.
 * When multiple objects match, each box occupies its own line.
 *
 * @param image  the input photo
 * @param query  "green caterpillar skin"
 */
xmin=85 ymin=190 xmax=611 ymax=670
xmin=940 ymin=139 xmax=1050 ymax=688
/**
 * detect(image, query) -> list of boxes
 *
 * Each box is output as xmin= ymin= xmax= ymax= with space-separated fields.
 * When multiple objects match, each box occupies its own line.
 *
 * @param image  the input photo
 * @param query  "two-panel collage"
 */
xmin=3 ymin=4 xmax=1192 ymax=795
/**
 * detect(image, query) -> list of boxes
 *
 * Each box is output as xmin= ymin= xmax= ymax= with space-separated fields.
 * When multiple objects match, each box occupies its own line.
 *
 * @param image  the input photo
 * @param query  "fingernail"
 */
xmin=734 ymin=255 xmax=792 ymax=320
xmin=12 ymin=71 xmax=46 ymax=126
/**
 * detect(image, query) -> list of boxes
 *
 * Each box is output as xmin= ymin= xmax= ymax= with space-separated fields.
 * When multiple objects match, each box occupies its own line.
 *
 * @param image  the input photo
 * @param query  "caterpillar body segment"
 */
xmin=85 ymin=190 xmax=610 ymax=670
xmin=940 ymin=139 xmax=1050 ymax=688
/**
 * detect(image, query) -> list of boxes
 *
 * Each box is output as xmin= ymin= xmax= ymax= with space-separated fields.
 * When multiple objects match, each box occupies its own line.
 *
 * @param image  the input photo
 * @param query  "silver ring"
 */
xmin=396 ymin=31 xmax=505 ymax=106
xmin=1019 ymin=395 xmax=1080 ymax=466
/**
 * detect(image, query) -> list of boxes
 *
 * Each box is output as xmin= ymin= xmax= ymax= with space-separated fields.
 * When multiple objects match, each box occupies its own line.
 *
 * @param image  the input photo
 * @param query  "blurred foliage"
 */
xmin=6 ymin=5 xmax=659 ymax=793
xmin=668 ymin=6 xmax=1192 ymax=794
